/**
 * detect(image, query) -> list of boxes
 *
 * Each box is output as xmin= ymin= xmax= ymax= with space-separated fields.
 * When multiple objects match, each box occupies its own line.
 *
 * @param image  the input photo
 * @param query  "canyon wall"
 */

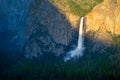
xmin=24 ymin=0 xmax=78 ymax=58
xmin=85 ymin=0 xmax=120 ymax=51
xmin=24 ymin=0 xmax=120 ymax=57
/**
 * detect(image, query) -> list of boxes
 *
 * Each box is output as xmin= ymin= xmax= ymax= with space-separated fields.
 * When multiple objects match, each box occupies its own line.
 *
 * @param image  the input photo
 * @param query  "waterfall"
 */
xmin=64 ymin=17 xmax=84 ymax=61
xmin=77 ymin=17 xmax=84 ymax=49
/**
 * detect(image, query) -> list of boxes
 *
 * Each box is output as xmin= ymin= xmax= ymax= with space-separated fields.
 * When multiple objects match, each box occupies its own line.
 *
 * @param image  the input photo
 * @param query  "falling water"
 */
xmin=78 ymin=17 xmax=84 ymax=49
xmin=64 ymin=17 xmax=84 ymax=61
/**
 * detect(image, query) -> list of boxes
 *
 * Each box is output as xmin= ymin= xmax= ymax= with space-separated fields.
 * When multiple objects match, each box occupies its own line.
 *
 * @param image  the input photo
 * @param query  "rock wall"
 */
xmin=85 ymin=0 xmax=120 ymax=51
xmin=24 ymin=0 xmax=78 ymax=58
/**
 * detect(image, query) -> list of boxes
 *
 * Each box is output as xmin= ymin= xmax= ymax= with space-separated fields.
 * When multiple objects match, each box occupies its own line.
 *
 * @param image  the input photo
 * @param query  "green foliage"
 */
xmin=107 ymin=31 xmax=120 ymax=53
xmin=1 ymin=48 xmax=120 ymax=80
xmin=51 ymin=0 xmax=103 ymax=16
xmin=67 ymin=0 xmax=84 ymax=16
xmin=111 ymin=34 xmax=120 ymax=53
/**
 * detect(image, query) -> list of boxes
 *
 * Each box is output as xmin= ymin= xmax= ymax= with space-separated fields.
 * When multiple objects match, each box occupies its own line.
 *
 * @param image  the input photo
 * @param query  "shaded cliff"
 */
xmin=24 ymin=0 xmax=78 ymax=58
xmin=0 ymin=0 xmax=30 ymax=53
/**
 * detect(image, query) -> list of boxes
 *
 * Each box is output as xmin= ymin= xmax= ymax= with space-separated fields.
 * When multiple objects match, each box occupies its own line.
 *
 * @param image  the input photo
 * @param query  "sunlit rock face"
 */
xmin=85 ymin=0 xmax=120 ymax=51
xmin=0 ymin=0 xmax=30 ymax=53
xmin=24 ymin=0 xmax=77 ymax=58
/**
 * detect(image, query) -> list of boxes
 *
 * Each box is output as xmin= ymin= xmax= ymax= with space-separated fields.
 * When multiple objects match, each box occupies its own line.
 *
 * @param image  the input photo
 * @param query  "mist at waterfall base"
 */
xmin=64 ymin=17 xmax=84 ymax=61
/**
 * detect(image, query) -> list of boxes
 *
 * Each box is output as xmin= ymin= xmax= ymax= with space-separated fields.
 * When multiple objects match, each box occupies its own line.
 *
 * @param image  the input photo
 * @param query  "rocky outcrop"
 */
xmin=85 ymin=0 xmax=120 ymax=51
xmin=24 ymin=0 xmax=78 ymax=58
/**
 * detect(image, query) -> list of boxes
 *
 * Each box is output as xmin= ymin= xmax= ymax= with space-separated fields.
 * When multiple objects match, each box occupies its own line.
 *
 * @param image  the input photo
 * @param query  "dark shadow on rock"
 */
xmin=23 ymin=0 xmax=79 ymax=58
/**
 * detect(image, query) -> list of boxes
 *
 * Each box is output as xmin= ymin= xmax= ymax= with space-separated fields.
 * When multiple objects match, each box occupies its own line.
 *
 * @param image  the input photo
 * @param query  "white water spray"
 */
xmin=64 ymin=17 xmax=84 ymax=61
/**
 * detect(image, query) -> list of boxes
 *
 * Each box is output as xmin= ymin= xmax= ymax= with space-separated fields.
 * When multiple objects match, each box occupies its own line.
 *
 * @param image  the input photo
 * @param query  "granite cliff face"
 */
xmin=24 ymin=0 xmax=78 ymax=58
xmin=24 ymin=0 xmax=120 ymax=58
xmin=85 ymin=0 xmax=120 ymax=51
